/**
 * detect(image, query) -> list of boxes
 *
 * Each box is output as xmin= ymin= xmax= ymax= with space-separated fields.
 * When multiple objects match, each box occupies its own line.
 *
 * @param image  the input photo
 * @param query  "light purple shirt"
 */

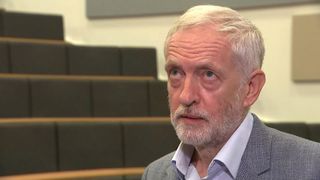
xmin=172 ymin=113 xmax=254 ymax=180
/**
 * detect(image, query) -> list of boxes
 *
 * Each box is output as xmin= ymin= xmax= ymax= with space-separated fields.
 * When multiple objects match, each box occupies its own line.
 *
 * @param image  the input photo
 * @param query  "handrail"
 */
xmin=0 ymin=167 xmax=145 ymax=180
xmin=0 ymin=37 xmax=68 ymax=45
xmin=0 ymin=73 xmax=155 ymax=81
xmin=0 ymin=117 xmax=170 ymax=124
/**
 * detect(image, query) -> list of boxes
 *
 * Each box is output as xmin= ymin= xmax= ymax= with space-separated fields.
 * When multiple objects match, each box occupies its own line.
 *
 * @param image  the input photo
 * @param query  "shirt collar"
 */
xmin=172 ymin=142 xmax=194 ymax=176
xmin=212 ymin=112 xmax=253 ymax=178
xmin=171 ymin=112 xmax=254 ymax=178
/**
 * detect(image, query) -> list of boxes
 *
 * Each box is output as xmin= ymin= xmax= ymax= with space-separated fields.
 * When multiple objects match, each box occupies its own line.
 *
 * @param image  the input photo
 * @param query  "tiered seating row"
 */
xmin=0 ymin=118 xmax=178 ymax=179
xmin=0 ymin=119 xmax=319 ymax=179
xmin=0 ymin=10 xmax=64 ymax=40
xmin=0 ymin=42 xmax=158 ymax=77
xmin=266 ymin=122 xmax=320 ymax=140
xmin=0 ymin=9 xmax=169 ymax=180
xmin=0 ymin=76 xmax=168 ymax=117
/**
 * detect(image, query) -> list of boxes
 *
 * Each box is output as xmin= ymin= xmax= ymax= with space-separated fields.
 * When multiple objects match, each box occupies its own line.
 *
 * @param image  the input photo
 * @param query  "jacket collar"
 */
xmin=236 ymin=114 xmax=272 ymax=179
xmin=166 ymin=161 xmax=179 ymax=180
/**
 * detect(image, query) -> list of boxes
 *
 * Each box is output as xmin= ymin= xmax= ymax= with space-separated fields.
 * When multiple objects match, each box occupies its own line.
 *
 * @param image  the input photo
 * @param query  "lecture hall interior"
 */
xmin=0 ymin=0 xmax=319 ymax=179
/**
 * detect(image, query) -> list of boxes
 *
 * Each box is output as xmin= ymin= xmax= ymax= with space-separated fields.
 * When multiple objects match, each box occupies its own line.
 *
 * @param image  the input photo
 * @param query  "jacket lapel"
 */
xmin=236 ymin=114 xmax=272 ymax=179
xmin=165 ymin=163 xmax=178 ymax=180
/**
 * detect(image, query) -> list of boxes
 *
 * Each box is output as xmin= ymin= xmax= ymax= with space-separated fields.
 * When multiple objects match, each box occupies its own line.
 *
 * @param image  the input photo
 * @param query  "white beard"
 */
xmin=170 ymin=93 xmax=244 ymax=148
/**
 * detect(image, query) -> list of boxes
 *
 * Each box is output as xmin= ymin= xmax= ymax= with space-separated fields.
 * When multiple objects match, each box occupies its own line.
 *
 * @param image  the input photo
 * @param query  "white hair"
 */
xmin=164 ymin=5 xmax=265 ymax=77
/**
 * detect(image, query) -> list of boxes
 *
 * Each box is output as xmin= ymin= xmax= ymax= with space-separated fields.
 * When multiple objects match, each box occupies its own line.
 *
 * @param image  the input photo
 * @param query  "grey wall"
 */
xmin=86 ymin=0 xmax=319 ymax=18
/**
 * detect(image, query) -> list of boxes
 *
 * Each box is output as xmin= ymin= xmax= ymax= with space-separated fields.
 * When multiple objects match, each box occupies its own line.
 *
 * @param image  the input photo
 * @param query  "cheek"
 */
xmin=201 ymin=95 xmax=218 ymax=111
xmin=210 ymin=89 xmax=242 ymax=112
xmin=200 ymin=90 xmax=226 ymax=111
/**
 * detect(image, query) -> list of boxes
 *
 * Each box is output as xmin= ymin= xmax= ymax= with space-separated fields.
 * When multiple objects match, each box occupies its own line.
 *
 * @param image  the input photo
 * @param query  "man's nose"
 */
xmin=179 ymin=77 xmax=198 ymax=107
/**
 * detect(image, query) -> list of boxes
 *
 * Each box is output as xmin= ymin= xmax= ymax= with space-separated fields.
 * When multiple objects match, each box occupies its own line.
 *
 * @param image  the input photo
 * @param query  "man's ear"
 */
xmin=243 ymin=70 xmax=266 ymax=108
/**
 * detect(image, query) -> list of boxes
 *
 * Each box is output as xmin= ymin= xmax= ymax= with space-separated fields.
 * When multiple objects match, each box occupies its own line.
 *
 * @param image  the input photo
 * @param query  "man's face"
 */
xmin=166 ymin=25 xmax=247 ymax=147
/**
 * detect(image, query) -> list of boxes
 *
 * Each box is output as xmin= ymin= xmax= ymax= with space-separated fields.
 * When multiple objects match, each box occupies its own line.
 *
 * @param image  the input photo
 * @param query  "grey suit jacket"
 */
xmin=142 ymin=115 xmax=320 ymax=180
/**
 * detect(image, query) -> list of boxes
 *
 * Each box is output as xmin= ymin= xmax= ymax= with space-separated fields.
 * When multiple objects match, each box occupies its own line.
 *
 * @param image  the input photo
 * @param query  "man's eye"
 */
xmin=204 ymin=71 xmax=216 ymax=79
xmin=171 ymin=69 xmax=179 ymax=76
xmin=206 ymin=71 xmax=215 ymax=77
xmin=169 ymin=68 xmax=181 ymax=77
xmin=168 ymin=68 xmax=183 ymax=81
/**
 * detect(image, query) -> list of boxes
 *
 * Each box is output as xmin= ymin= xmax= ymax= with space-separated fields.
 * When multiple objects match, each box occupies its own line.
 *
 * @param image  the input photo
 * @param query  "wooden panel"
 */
xmin=292 ymin=13 xmax=320 ymax=81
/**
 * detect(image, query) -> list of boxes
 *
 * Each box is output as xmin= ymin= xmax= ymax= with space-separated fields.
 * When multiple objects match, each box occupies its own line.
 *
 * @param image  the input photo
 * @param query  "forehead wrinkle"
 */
xmin=169 ymin=39 xmax=228 ymax=48
xmin=167 ymin=41 xmax=228 ymax=61
xmin=169 ymin=42 xmax=225 ymax=53
xmin=169 ymin=38 xmax=228 ymax=49
xmin=169 ymin=34 xmax=229 ymax=47
xmin=168 ymin=49 xmax=214 ymax=62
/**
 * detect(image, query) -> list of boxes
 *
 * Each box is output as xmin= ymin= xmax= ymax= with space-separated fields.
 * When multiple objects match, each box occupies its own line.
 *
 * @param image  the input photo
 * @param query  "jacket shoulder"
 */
xmin=267 ymin=127 xmax=320 ymax=178
xmin=269 ymin=126 xmax=320 ymax=155
xmin=238 ymin=116 xmax=320 ymax=179
xmin=142 ymin=152 xmax=176 ymax=180
xmin=269 ymin=127 xmax=320 ymax=160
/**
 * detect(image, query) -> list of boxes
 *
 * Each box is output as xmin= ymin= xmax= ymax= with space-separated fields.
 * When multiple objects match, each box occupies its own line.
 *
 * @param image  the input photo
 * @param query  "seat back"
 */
xmin=0 ymin=42 xmax=9 ymax=72
xmin=0 ymin=122 xmax=57 ymax=175
xmin=123 ymin=121 xmax=178 ymax=167
xmin=120 ymin=48 xmax=157 ymax=78
xmin=308 ymin=124 xmax=320 ymax=143
xmin=0 ymin=77 xmax=30 ymax=117
xmin=266 ymin=122 xmax=309 ymax=139
xmin=31 ymin=79 xmax=92 ymax=117
xmin=57 ymin=122 xmax=124 ymax=170
xmin=10 ymin=42 xmax=67 ymax=74
xmin=67 ymin=45 xmax=121 ymax=75
xmin=92 ymin=80 xmax=149 ymax=117
xmin=0 ymin=11 xmax=64 ymax=40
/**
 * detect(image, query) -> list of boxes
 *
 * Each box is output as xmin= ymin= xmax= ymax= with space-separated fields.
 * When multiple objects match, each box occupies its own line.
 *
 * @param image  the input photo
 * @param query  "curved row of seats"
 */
xmin=266 ymin=122 xmax=320 ymax=141
xmin=0 ymin=118 xmax=178 ymax=179
xmin=0 ymin=76 xmax=169 ymax=117
xmin=0 ymin=10 xmax=157 ymax=78
xmin=0 ymin=10 xmax=170 ymax=179
xmin=0 ymin=118 xmax=319 ymax=179
xmin=0 ymin=41 xmax=157 ymax=77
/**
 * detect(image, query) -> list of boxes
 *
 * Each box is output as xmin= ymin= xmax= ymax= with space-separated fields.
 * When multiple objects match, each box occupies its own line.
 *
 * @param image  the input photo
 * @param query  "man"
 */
xmin=142 ymin=5 xmax=320 ymax=180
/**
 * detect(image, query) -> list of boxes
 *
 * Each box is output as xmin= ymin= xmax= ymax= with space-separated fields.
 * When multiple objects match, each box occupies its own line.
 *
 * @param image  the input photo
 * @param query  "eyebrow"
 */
xmin=165 ymin=58 xmax=224 ymax=73
xmin=165 ymin=60 xmax=180 ymax=72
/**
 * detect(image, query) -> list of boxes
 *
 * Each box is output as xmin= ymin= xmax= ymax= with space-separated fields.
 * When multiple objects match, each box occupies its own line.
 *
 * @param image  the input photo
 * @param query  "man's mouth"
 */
xmin=178 ymin=114 xmax=204 ymax=121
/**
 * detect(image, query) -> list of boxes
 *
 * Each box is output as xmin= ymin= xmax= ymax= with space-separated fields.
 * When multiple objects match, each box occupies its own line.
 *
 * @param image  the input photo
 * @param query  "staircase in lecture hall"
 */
xmin=0 ymin=9 xmax=179 ymax=180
